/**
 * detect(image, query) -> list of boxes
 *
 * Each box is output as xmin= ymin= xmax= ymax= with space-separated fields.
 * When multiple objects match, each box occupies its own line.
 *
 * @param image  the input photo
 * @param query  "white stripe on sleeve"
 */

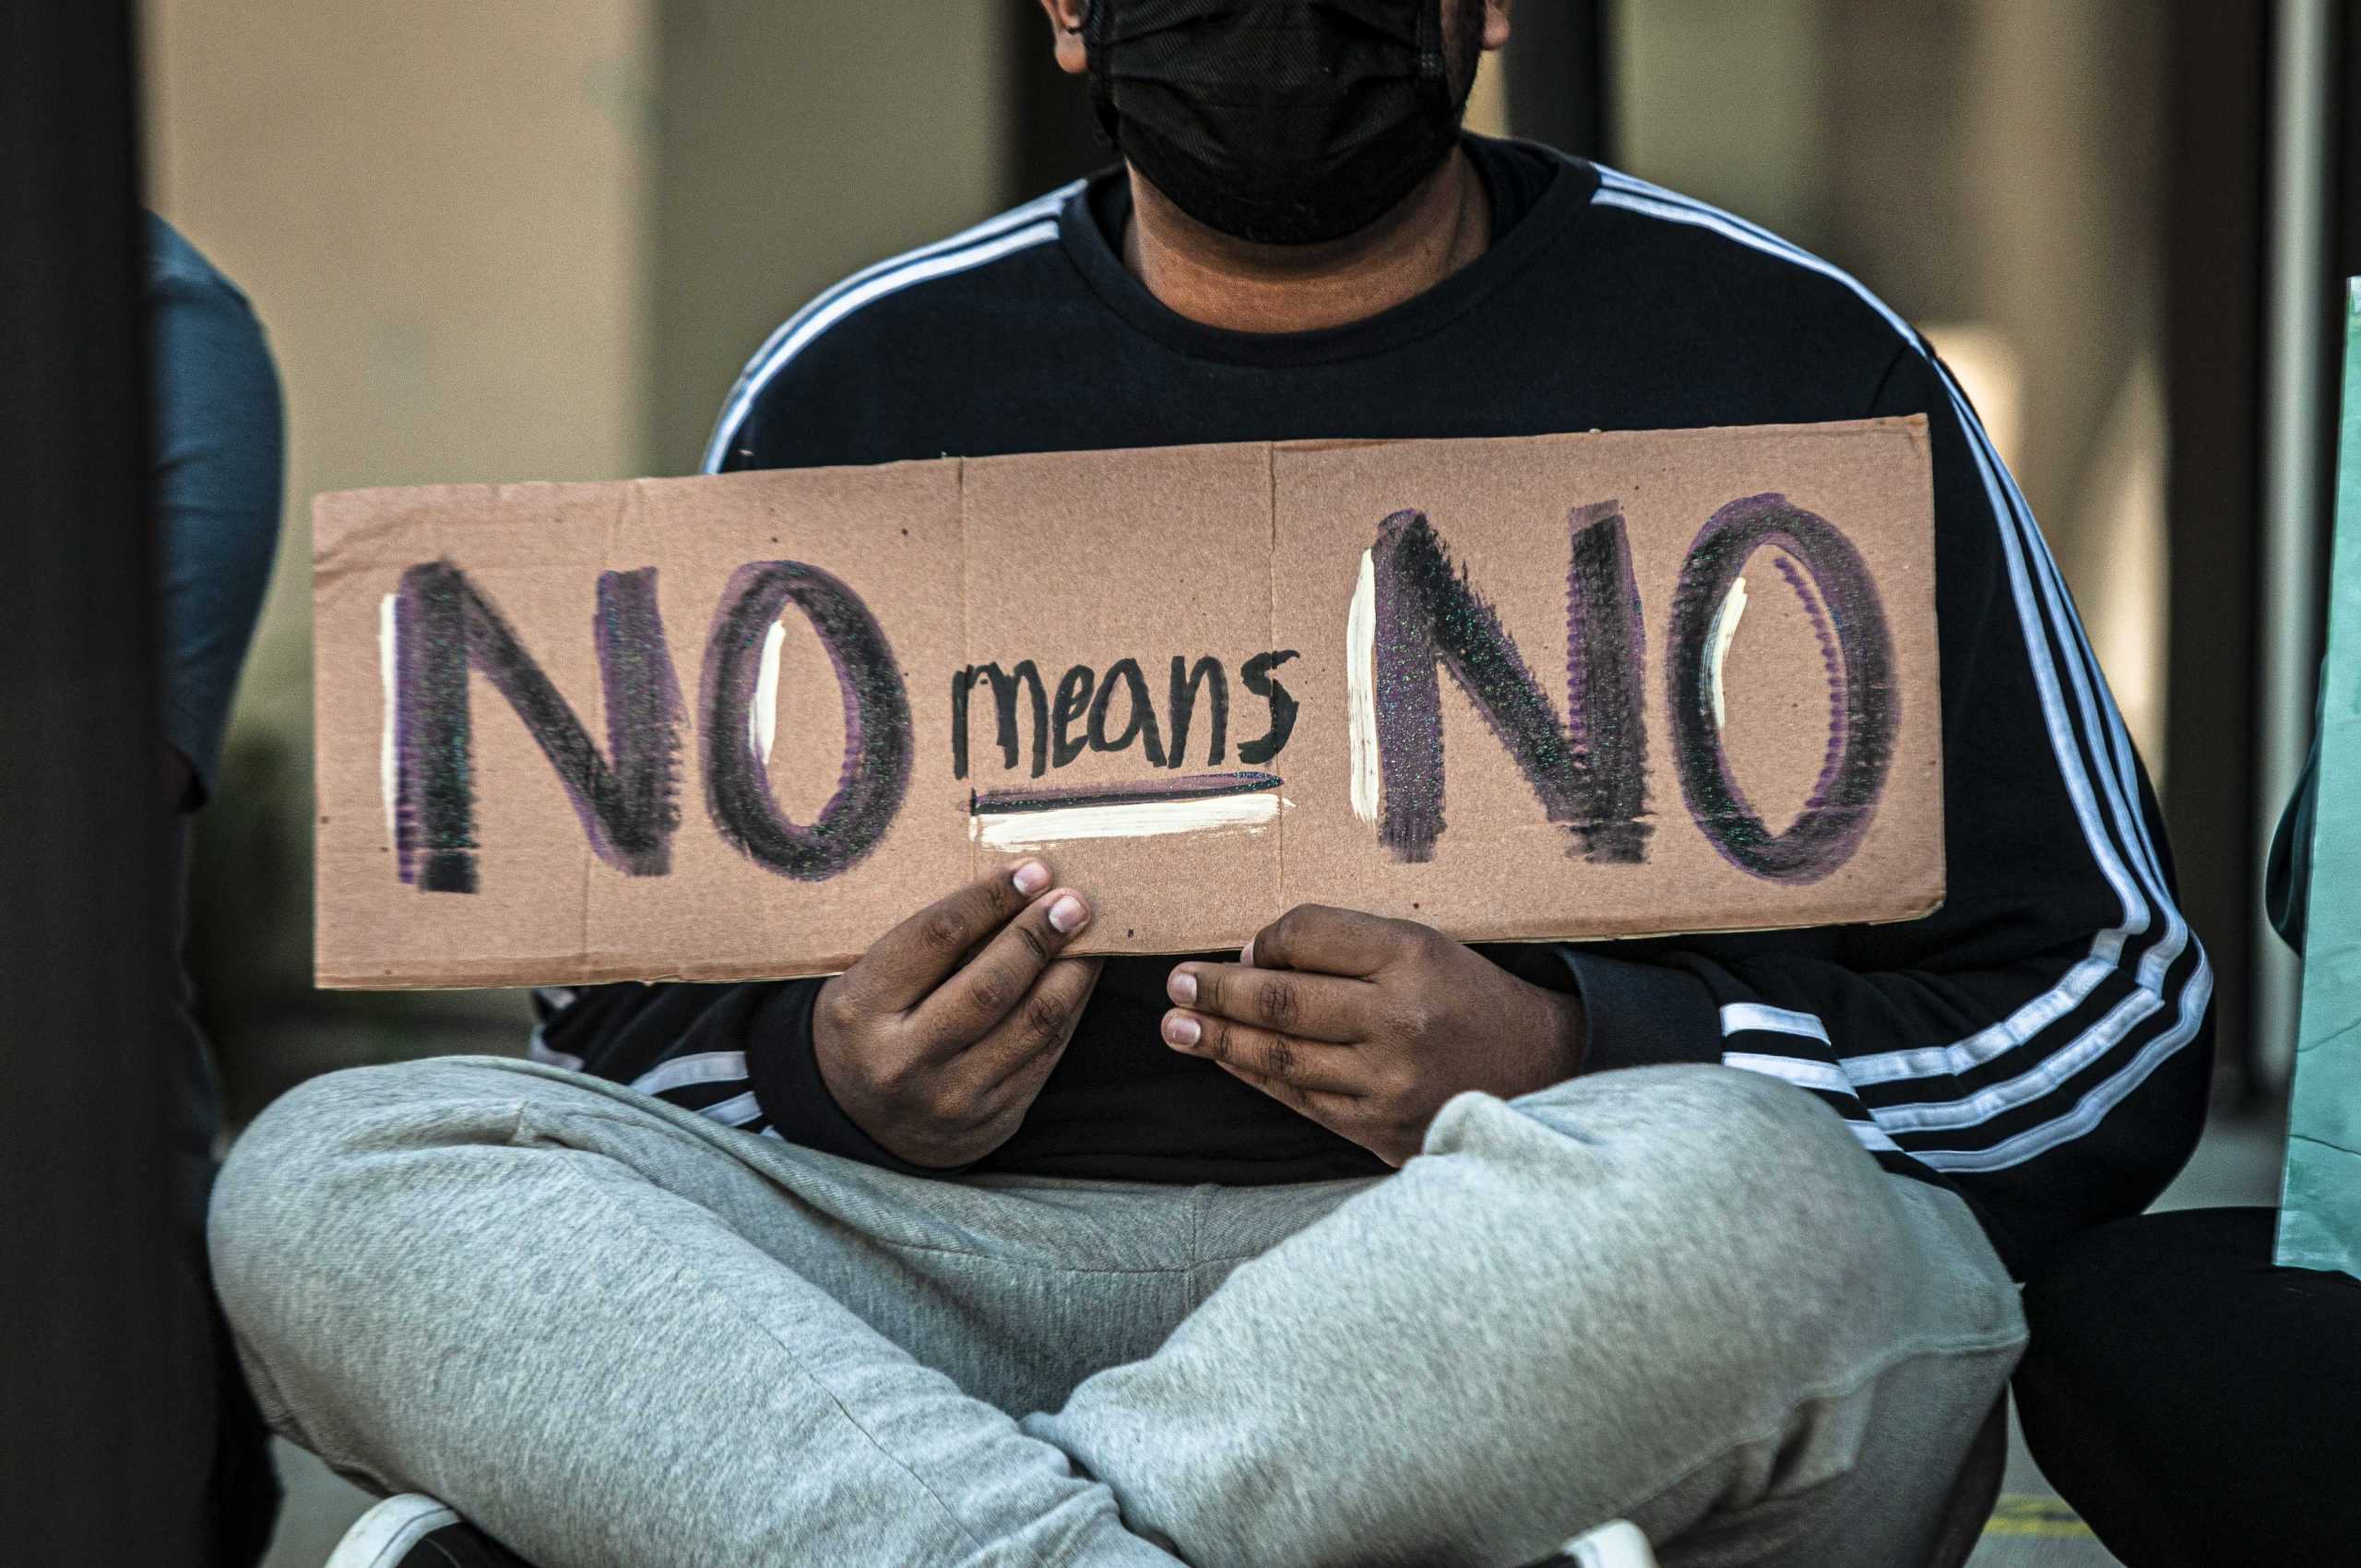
xmin=1593 ymin=167 xmax=2208 ymax=1168
xmin=700 ymin=183 xmax=1081 ymax=473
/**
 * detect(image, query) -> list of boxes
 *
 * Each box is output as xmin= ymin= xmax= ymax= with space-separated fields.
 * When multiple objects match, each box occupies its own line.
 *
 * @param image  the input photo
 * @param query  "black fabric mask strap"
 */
xmin=1082 ymin=0 xmax=1120 ymax=149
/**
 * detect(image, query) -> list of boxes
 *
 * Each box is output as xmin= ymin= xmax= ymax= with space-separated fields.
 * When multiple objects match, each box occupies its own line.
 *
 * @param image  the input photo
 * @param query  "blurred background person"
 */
xmin=2010 ymin=661 xmax=2361 ymax=1566
xmin=150 ymin=209 xmax=287 ymax=1567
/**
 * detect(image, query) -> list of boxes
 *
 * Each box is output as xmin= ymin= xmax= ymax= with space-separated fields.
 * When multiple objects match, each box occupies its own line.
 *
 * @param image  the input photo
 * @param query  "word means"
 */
xmin=950 ymin=652 xmax=1299 ymax=780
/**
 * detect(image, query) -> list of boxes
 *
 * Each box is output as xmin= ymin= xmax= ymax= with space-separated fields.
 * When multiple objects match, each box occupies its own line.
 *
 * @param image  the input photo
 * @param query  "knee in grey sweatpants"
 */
xmin=1468 ymin=1064 xmax=1979 ymax=1468
xmin=209 ymin=1056 xmax=1210 ymax=1568
xmin=208 ymin=1061 xmax=496 ymax=1470
xmin=1437 ymin=1064 xmax=2023 ymax=1561
xmin=1462 ymin=1062 xmax=1936 ymax=1398
xmin=1031 ymin=1064 xmax=2023 ymax=1568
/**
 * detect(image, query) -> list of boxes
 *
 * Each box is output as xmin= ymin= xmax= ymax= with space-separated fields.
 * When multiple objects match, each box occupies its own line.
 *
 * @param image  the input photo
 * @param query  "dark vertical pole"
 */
xmin=0 ymin=2 xmax=207 ymax=1562
xmin=1504 ymin=0 xmax=1614 ymax=161
xmin=2160 ymin=1 xmax=2269 ymax=1099
xmin=998 ymin=2 xmax=1109 ymax=207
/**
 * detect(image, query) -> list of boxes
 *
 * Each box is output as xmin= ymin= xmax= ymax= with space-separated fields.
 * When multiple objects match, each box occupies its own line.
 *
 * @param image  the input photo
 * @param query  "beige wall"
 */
xmin=1609 ymin=0 xmax=2171 ymax=770
xmin=144 ymin=0 xmax=666 ymax=1052
xmin=1964 ymin=0 xmax=2169 ymax=762
xmin=647 ymin=1 xmax=1005 ymax=474
xmin=1611 ymin=0 xmax=1831 ymax=244
xmin=145 ymin=0 xmax=659 ymax=754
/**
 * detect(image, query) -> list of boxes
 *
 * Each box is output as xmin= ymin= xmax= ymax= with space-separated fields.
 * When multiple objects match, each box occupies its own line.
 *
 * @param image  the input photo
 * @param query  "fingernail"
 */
xmin=1048 ymin=894 xmax=1088 ymax=933
xmin=1168 ymin=969 xmax=1197 ymax=1004
xmin=1240 ymin=937 xmax=1255 ymax=968
xmin=1164 ymin=1014 xmax=1201 ymax=1047
xmin=1013 ymin=861 xmax=1050 ymax=896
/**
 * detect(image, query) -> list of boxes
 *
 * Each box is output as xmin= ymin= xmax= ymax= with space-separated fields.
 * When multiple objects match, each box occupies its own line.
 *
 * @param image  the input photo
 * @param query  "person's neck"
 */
xmin=1121 ymin=145 xmax=1491 ymax=335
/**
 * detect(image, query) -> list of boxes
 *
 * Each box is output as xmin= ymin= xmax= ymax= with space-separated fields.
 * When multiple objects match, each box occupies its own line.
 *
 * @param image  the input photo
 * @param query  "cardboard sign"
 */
xmin=314 ymin=419 xmax=1942 ymax=989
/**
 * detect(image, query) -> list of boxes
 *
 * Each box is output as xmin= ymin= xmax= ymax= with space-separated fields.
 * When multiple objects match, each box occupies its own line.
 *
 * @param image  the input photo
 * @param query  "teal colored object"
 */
xmin=2278 ymin=278 xmax=2361 ymax=1278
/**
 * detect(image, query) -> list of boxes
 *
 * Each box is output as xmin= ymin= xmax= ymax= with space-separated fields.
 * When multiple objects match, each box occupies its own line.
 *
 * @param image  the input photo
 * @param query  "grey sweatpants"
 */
xmin=208 ymin=1057 xmax=2024 ymax=1568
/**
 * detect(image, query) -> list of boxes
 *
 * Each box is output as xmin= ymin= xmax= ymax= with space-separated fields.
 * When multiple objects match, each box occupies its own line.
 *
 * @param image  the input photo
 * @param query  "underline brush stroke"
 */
xmin=967 ymin=770 xmax=1284 ymax=849
xmin=970 ymin=770 xmax=1280 ymax=814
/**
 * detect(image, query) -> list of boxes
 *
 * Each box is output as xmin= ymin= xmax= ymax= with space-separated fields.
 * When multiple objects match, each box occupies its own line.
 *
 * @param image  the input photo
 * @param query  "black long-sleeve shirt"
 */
xmin=536 ymin=137 xmax=2213 ymax=1275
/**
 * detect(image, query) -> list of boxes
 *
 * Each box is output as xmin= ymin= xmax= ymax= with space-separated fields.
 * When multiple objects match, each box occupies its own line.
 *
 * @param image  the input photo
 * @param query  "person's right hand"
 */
xmin=812 ymin=859 xmax=1101 ymax=1169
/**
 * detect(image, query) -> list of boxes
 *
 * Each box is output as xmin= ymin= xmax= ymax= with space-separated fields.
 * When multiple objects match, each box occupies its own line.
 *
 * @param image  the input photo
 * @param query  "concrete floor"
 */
xmin=253 ymin=1100 xmax=2290 ymax=1568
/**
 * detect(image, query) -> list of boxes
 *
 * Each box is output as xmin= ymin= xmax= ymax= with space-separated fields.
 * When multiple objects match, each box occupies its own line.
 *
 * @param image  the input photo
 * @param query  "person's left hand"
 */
xmin=1162 ymin=905 xmax=1586 ymax=1166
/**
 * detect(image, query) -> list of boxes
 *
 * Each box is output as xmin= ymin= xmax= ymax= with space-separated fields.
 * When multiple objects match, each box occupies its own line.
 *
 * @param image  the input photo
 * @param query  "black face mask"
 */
xmin=1083 ymin=0 xmax=1468 ymax=246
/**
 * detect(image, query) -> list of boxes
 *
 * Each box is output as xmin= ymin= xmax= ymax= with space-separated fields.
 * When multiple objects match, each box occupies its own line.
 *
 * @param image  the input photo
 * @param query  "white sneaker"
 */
xmin=1517 ymin=1518 xmax=1661 ymax=1568
xmin=326 ymin=1492 xmax=530 ymax=1568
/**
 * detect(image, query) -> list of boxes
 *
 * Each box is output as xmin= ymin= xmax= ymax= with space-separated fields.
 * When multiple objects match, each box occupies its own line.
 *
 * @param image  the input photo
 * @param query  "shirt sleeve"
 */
xmin=1557 ymin=340 xmax=2213 ymax=1275
xmin=532 ymin=979 xmax=967 ymax=1174
xmin=149 ymin=216 xmax=284 ymax=807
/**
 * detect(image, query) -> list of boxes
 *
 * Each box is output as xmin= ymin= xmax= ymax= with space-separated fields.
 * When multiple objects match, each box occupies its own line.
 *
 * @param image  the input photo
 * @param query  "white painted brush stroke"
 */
xmin=1705 ymin=576 xmax=1749 ymax=731
xmin=378 ymin=592 xmax=398 ymax=847
xmin=1347 ymin=550 xmax=1379 ymax=825
xmin=971 ymin=792 xmax=1284 ymax=850
xmin=749 ymin=620 xmax=786 ymax=766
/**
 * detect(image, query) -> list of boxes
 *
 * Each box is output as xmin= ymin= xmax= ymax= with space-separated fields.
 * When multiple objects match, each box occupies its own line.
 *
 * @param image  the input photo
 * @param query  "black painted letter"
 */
xmin=1665 ymin=493 xmax=1897 ymax=884
xmin=1050 ymin=665 xmax=1096 ymax=767
xmin=1369 ymin=505 xmax=1649 ymax=863
xmin=390 ymin=562 xmax=682 ymax=893
xmin=1165 ymin=656 xmax=1228 ymax=767
xmin=1087 ymin=658 xmax=1166 ymax=765
xmin=952 ymin=660 xmax=1049 ymax=779
xmin=701 ymin=561 xmax=911 ymax=882
xmin=1236 ymin=649 xmax=1300 ymax=766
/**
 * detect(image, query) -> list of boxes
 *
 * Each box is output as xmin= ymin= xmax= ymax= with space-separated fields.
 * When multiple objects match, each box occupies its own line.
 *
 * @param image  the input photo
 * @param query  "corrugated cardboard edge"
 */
xmin=316 ymin=892 xmax=1949 ymax=992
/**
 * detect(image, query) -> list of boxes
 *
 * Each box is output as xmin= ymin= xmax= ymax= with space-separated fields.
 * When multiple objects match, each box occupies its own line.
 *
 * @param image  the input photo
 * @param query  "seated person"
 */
xmin=209 ymin=5 xmax=2212 ymax=1566
xmin=2013 ymin=728 xmax=2361 ymax=1566
xmin=152 ymin=211 xmax=286 ymax=1567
